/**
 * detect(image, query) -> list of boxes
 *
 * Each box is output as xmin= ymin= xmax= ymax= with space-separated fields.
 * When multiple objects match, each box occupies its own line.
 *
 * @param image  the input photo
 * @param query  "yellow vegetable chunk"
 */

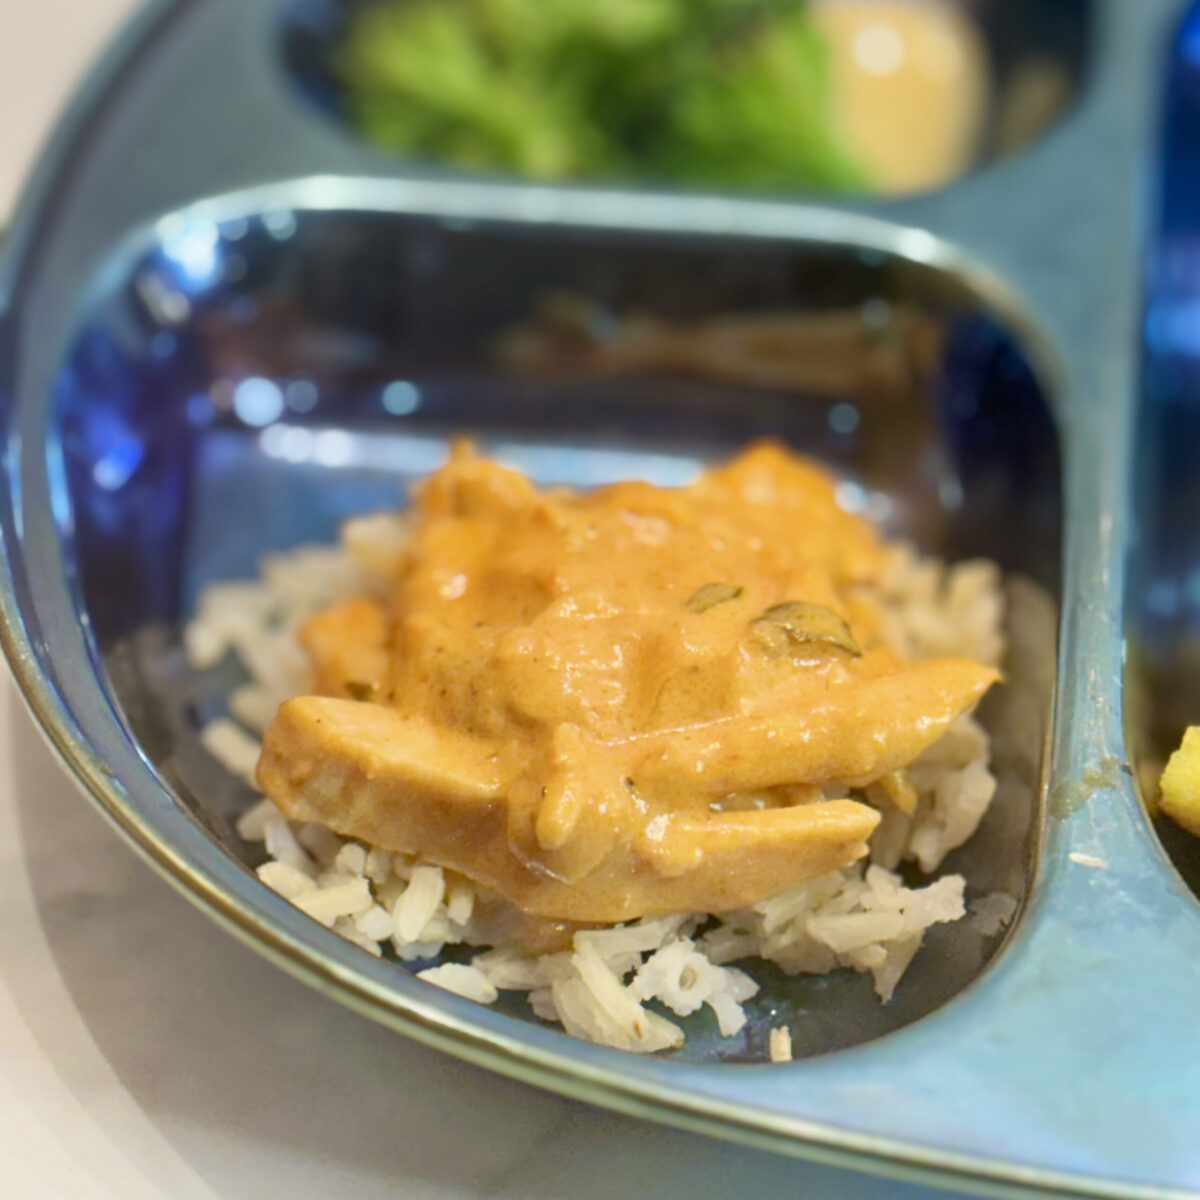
xmin=1160 ymin=726 xmax=1200 ymax=838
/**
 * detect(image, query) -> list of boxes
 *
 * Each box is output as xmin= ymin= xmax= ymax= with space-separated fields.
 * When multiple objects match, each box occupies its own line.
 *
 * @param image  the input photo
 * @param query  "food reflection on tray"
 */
xmin=493 ymin=292 xmax=945 ymax=401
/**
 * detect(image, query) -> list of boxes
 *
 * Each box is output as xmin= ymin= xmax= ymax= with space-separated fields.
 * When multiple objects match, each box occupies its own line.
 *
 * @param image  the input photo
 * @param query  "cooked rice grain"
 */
xmin=769 ymin=1026 xmax=794 ymax=1063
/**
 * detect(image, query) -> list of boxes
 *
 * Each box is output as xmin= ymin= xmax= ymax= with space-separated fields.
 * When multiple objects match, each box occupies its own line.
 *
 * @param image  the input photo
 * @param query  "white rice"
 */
xmin=769 ymin=1026 xmax=793 ymax=1063
xmin=194 ymin=515 xmax=1006 ymax=1056
xmin=416 ymin=963 xmax=499 ymax=1005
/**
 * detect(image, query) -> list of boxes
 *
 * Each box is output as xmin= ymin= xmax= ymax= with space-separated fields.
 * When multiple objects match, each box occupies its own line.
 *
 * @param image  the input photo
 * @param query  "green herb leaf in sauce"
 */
xmin=753 ymin=601 xmax=861 ymax=656
xmin=345 ymin=681 xmax=376 ymax=701
xmin=685 ymin=582 xmax=744 ymax=614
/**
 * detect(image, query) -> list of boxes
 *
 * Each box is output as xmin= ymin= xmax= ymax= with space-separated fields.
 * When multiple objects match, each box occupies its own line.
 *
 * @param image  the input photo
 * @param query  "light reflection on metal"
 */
xmin=285 ymin=379 xmax=319 ymax=412
xmin=92 ymin=439 xmax=144 ymax=491
xmin=258 ymin=423 xmax=448 ymax=475
xmin=381 ymin=380 xmax=421 ymax=416
xmin=255 ymin=425 xmax=701 ymax=489
xmin=135 ymin=271 xmax=190 ymax=326
xmin=829 ymin=402 xmax=861 ymax=434
xmin=157 ymin=214 xmax=221 ymax=285
xmin=834 ymin=479 xmax=867 ymax=513
xmin=489 ymin=441 xmax=700 ymax=488
xmin=232 ymin=377 xmax=285 ymax=427
xmin=259 ymin=424 xmax=315 ymax=463
xmin=263 ymin=209 xmax=299 ymax=241
xmin=312 ymin=428 xmax=355 ymax=466
xmin=938 ymin=475 xmax=965 ymax=511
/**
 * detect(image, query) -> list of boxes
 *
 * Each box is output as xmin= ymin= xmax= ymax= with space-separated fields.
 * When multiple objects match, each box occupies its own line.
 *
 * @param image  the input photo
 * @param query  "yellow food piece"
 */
xmin=1160 ymin=727 xmax=1200 ymax=837
xmin=258 ymin=441 xmax=998 ymax=922
xmin=812 ymin=0 xmax=990 ymax=194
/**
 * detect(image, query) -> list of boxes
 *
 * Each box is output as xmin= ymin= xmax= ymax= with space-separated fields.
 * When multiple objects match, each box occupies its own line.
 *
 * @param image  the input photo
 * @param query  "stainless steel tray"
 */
xmin=1 ymin=1 xmax=1196 ymax=1196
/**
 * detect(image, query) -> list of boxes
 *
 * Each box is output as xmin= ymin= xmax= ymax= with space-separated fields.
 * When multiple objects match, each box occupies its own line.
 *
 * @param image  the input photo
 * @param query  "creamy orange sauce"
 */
xmin=257 ymin=442 xmax=997 ymax=922
xmin=813 ymin=0 xmax=989 ymax=193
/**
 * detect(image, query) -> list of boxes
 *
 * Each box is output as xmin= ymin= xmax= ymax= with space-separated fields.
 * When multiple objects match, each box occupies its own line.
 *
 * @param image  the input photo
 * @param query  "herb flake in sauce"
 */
xmin=753 ymin=601 xmax=862 ymax=656
xmin=685 ymin=583 xmax=744 ymax=614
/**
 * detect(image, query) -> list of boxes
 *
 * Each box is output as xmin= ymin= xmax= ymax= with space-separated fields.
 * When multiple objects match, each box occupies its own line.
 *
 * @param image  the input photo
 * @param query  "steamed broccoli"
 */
xmin=337 ymin=0 xmax=869 ymax=191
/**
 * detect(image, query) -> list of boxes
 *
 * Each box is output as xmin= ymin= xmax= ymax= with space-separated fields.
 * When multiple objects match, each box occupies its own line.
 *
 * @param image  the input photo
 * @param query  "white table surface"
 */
xmin=0 ymin=5 xmax=974 ymax=1197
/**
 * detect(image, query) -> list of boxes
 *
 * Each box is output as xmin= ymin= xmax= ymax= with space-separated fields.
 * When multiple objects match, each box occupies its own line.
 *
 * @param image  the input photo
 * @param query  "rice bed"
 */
xmin=193 ymin=522 xmax=1010 ymax=1055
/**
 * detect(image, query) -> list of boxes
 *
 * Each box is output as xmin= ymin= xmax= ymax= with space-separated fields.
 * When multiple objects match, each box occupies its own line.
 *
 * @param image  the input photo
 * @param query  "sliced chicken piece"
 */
xmin=257 ymin=696 xmax=504 ymax=851
xmin=258 ymin=696 xmax=879 ymax=922
xmin=631 ymin=657 xmax=999 ymax=799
